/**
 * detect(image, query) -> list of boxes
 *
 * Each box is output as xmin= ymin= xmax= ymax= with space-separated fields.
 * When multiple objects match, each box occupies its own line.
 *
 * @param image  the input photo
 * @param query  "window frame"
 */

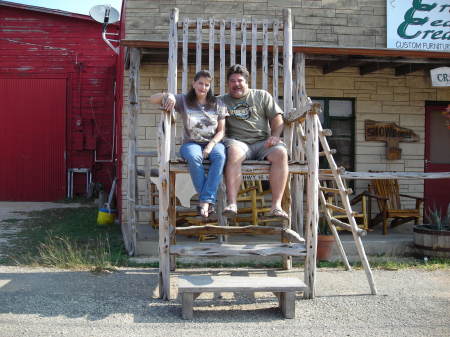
xmin=311 ymin=97 xmax=356 ymax=172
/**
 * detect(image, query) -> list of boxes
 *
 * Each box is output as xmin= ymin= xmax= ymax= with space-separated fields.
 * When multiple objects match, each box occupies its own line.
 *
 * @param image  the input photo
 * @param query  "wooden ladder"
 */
xmin=300 ymin=110 xmax=377 ymax=295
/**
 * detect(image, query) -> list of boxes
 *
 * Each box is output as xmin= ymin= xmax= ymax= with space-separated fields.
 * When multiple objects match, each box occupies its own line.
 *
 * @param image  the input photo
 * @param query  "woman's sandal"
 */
xmin=197 ymin=204 xmax=209 ymax=218
xmin=206 ymin=205 xmax=218 ymax=221
xmin=267 ymin=208 xmax=289 ymax=220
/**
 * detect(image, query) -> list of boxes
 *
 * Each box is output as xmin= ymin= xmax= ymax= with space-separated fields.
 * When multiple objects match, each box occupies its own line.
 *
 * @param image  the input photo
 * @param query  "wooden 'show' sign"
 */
xmin=365 ymin=120 xmax=419 ymax=160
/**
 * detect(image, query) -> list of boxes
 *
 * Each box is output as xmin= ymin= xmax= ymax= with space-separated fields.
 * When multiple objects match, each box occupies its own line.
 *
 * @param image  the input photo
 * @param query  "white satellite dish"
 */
xmin=89 ymin=4 xmax=120 ymax=54
xmin=89 ymin=4 xmax=120 ymax=25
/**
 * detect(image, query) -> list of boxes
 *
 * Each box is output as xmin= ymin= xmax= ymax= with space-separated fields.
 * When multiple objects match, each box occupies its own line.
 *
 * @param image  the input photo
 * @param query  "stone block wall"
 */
xmin=121 ymin=0 xmax=450 ymax=227
xmin=120 ymin=62 xmax=450 ymax=223
xmin=125 ymin=0 xmax=387 ymax=48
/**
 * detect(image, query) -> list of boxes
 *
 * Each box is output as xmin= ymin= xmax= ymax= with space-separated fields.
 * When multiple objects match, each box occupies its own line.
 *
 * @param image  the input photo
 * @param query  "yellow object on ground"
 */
xmin=97 ymin=208 xmax=116 ymax=225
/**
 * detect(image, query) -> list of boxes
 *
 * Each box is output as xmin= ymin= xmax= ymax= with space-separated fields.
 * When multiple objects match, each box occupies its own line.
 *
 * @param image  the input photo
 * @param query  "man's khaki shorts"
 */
xmin=224 ymin=138 xmax=286 ymax=160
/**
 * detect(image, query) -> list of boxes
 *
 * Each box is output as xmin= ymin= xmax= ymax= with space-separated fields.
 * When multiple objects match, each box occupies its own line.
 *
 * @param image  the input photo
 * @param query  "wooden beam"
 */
xmin=158 ymin=7 xmax=178 ymax=301
xmin=359 ymin=62 xmax=395 ymax=75
xmin=169 ymin=161 xmax=308 ymax=174
xmin=304 ymin=107 xmax=320 ymax=299
xmin=170 ymin=243 xmax=306 ymax=257
xmin=120 ymin=40 xmax=450 ymax=60
xmin=323 ymin=56 xmax=351 ymax=74
xmin=341 ymin=171 xmax=450 ymax=180
xmin=395 ymin=63 xmax=431 ymax=76
xmin=330 ymin=218 xmax=367 ymax=236
xmin=175 ymin=225 xmax=305 ymax=243
xmin=175 ymin=19 xmax=284 ymax=31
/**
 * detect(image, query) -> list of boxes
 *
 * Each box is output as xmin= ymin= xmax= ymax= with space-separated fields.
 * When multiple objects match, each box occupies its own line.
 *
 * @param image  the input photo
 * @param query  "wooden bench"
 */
xmin=178 ymin=275 xmax=307 ymax=319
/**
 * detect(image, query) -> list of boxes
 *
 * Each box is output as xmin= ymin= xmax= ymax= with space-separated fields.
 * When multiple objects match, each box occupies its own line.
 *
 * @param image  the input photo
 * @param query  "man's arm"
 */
xmin=270 ymin=114 xmax=284 ymax=138
xmin=264 ymin=114 xmax=284 ymax=148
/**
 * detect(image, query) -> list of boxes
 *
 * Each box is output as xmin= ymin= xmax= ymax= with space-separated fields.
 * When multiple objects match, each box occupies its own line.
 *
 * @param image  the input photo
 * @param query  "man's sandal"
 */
xmin=267 ymin=208 xmax=289 ymax=220
xmin=222 ymin=204 xmax=238 ymax=217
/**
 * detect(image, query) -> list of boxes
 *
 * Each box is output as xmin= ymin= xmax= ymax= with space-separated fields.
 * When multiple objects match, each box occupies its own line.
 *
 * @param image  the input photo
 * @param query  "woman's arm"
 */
xmin=202 ymin=118 xmax=226 ymax=158
xmin=212 ymin=118 xmax=225 ymax=143
xmin=149 ymin=93 xmax=176 ymax=112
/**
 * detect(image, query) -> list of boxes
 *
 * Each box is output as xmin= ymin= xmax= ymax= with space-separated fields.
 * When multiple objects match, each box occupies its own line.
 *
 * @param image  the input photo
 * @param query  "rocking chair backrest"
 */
xmin=371 ymin=179 xmax=401 ymax=210
xmin=167 ymin=8 xmax=294 ymax=157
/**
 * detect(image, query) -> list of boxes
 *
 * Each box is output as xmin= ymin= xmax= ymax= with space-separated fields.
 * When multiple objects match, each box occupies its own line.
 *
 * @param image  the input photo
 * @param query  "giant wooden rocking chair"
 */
xmin=130 ymin=7 xmax=377 ymax=307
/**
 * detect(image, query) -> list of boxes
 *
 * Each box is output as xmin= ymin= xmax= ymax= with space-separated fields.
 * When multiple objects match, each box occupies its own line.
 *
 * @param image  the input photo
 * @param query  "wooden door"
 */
xmin=0 ymin=78 xmax=67 ymax=201
xmin=424 ymin=103 xmax=450 ymax=217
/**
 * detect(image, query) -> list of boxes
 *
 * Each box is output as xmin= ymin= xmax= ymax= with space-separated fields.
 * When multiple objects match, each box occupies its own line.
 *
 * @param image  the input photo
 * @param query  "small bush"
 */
xmin=36 ymin=235 xmax=117 ymax=271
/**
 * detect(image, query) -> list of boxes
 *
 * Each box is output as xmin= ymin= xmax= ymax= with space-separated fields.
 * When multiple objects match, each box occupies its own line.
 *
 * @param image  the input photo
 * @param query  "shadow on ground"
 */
xmin=0 ymin=267 xmax=322 ymax=323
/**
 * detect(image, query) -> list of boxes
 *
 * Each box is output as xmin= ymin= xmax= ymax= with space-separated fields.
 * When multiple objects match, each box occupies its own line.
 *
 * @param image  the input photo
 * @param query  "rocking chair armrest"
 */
xmin=364 ymin=192 xmax=388 ymax=201
xmin=350 ymin=191 xmax=369 ymax=205
xmin=399 ymin=193 xmax=424 ymax=202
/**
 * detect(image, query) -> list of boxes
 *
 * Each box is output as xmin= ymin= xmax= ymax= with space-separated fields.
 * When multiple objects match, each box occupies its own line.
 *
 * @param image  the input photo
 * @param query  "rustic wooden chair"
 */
xmin=324 ymin=181 xmax=370 ymax=231
xmin=233 ymin=178 xmax=273 ymax=226
xmin=368 ymin=179 xmax=423 ymax=235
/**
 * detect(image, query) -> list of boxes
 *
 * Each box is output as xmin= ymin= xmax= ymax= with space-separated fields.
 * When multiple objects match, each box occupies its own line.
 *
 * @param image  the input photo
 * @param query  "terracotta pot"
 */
xmin=317 ymin=235 xmax=335 ymax=261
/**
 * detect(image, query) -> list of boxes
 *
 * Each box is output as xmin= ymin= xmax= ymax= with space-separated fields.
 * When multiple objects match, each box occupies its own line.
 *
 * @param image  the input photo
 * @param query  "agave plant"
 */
xmin=425 ymin=203 xmax=450 ymax=231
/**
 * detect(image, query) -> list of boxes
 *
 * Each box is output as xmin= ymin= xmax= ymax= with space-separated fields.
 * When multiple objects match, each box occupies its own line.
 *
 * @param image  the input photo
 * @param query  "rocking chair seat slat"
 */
xmin=169 ymin=160 xmax=308 ymax=174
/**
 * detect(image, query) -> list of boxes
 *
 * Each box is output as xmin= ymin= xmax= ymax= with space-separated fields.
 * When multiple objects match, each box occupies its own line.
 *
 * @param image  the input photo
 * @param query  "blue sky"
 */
xmin=5 ymin=0 xmax=123 ymax=15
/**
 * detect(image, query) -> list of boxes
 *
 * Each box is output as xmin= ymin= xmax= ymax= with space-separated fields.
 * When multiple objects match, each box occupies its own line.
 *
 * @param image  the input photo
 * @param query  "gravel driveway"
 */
xmin=0 ymin=266 xmax=448 ymax=337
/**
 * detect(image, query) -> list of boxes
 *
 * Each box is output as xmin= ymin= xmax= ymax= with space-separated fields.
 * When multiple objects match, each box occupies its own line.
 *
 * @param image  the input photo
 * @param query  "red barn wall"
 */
xmin=0 ymin=4 xmax=119 ymax=200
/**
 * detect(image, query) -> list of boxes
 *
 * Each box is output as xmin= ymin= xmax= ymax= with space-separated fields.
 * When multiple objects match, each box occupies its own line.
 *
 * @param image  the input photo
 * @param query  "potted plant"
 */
xmin=317 ymin=216 xmax=335 ymax=261
xmin=413 ymin=204 xmax=450 ymax=258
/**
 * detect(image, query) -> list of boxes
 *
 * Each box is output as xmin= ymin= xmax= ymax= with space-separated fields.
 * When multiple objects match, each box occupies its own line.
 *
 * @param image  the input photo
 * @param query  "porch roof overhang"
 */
xmin=121 ymin=40 xmax=450 ymax=76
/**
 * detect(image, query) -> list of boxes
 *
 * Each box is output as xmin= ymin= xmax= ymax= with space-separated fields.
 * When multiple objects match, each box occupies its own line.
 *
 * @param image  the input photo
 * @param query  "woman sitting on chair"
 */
xmin=150 ymin=70 xmax=228 ymax=218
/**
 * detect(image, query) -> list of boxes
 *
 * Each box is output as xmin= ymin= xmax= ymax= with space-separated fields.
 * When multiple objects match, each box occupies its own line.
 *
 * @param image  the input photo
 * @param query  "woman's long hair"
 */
xmin=185 ymin=70 xmax=216 ymax=110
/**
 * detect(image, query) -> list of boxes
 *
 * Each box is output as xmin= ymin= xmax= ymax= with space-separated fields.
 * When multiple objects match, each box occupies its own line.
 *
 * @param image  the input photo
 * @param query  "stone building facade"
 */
xmin=120 ymin=0 xmax=450 ymax=234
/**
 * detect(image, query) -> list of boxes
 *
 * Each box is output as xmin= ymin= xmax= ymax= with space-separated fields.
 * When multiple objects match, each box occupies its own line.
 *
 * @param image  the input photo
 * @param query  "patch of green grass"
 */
xmin=346 ymin=257 xmax=450 ymax=271
xmin=1 ymin=218 xmax=21 ymax=224
xmin=2 ymin=206 xmax=128 ymax=270
xmin=170 ymin=258 xmax=450 ymax=270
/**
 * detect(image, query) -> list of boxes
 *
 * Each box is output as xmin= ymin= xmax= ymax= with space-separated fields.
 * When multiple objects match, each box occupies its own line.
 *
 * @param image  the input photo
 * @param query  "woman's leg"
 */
xmin=200 ymin=142 xmax=226 ymax=204
xmin=180 ymin=142 xmax=205 ymax=196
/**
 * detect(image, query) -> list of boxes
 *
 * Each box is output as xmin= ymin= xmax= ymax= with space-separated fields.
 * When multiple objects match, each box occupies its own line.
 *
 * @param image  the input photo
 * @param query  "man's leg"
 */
xmin=266 ymin=147 xmax=288 ymax=210
xmin=224 ymin=144 xmax=246 ymax=207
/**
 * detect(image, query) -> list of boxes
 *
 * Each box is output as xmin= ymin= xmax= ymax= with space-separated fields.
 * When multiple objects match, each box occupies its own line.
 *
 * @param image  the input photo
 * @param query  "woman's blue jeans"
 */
xmin=180 ymin=142 xmax=226 ymax=204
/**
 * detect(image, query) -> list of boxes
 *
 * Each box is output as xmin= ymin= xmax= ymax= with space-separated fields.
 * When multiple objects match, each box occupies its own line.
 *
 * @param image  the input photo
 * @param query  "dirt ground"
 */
xmin=0 ymin=202 xmax=448 ymax=336
xmin=0 ymin=266 xmax=449 ymax=337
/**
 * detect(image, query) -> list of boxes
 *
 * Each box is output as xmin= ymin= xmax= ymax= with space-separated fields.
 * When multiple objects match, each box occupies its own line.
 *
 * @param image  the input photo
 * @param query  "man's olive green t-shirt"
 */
xmin=220 ymin=89 xmax=283 ymax=144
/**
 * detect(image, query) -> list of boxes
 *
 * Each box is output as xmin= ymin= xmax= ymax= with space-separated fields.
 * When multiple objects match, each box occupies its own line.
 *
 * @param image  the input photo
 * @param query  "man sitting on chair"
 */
xmin=220 ymin=64 xmax=289 ymax=219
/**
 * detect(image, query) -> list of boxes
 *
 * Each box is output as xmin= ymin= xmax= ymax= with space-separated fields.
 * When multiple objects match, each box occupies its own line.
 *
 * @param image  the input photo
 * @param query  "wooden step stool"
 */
xmin=178 ymin=275 xmax=307 ymax=319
